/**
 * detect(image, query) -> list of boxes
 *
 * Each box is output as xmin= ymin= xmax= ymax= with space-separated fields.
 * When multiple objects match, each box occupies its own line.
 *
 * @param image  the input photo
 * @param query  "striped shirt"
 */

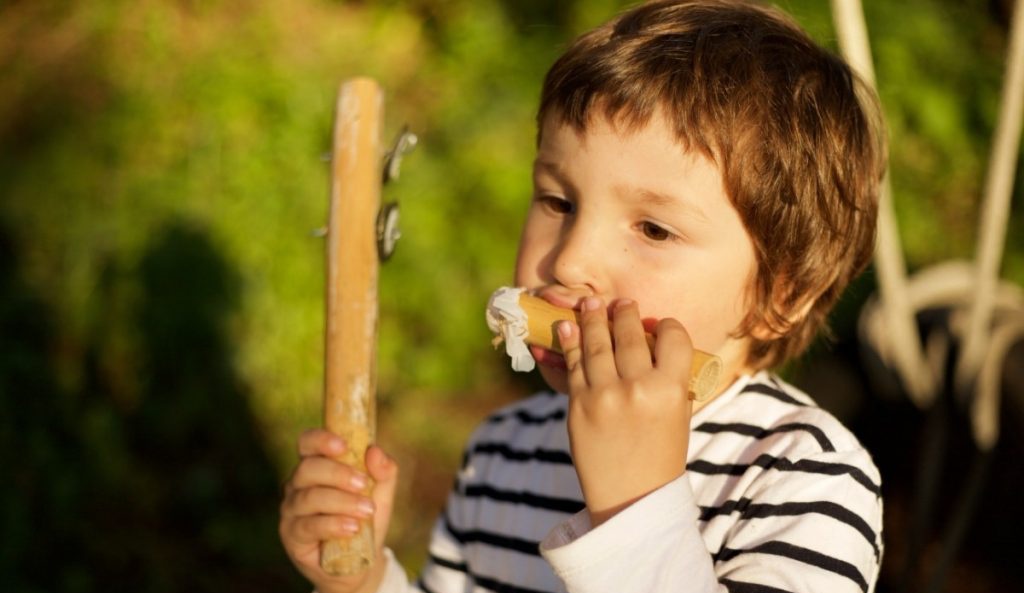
xmin=376 ymin=371 xmax=883 ymax=593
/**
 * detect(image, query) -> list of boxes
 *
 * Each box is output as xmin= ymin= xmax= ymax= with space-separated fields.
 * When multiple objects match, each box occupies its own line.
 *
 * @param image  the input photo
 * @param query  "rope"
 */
xmin=830 ymin=4 xmax=1024 ymax=591
xmin=830 ymin=0 xmax=936 ymax=407
xmin=955 ymin=0 xmax=1024 ymax=398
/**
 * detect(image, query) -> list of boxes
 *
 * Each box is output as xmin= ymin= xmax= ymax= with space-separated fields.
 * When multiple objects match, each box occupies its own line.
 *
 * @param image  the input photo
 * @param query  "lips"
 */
xmin=528 ymin=289 xmax=580 ymax=372
xmin=533 ymin=288 xmax=585 ymax=311
xmin=520 ymin=287 xmax=592 ymax=372
xmin=530 ymin=344 xmax=567 ymax=370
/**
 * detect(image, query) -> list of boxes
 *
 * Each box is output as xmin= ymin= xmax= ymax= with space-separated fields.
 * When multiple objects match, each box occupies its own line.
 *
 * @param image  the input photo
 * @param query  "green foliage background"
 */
xmin=1 ymin=0 xmax=1021 ymax=591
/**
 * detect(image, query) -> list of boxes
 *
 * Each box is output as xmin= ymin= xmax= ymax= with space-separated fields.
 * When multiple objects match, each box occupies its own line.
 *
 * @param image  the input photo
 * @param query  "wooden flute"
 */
xmin=487 ymin=287 xmax=722 ymax=401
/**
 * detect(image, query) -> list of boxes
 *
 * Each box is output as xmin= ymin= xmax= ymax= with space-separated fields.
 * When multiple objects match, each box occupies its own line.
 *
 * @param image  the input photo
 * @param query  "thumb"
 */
xmin=365 ymin=445 xmax=399 ymax=549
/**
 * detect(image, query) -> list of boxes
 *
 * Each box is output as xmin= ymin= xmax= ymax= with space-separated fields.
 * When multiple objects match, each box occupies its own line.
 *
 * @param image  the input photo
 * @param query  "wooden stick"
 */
xmin=321 ymin=77 xmax=382 ymax=576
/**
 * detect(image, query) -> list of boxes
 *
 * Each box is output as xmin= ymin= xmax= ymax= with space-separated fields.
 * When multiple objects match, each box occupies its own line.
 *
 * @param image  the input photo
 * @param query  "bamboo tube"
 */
xmin=488 ymin=288 xmax=722 ymax=401
xmin=321 ymin=77 xmax=381 ymax=576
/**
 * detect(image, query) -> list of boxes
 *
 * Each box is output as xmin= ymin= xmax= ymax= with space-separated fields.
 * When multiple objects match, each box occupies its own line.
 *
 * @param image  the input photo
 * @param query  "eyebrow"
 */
xmin=533 ymin=159 xmax=565 ymax=179
xmin=619 ymin=185 xmax=710 ymax=223
xmin=534 ymin=159 xmax=711 ymax=223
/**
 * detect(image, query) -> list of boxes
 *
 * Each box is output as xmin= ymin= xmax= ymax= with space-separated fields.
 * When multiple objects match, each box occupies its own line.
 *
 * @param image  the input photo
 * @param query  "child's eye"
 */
xmin=640 ymin=221 xmax=673 ymax=241
xmin=538 ymin=195 xmax=575 ymax=215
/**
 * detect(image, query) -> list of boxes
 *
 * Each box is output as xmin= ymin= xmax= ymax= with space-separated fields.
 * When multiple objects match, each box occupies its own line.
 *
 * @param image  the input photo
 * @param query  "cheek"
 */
xmin=513 ymin=234 xmax=535 ymax=287
xmin=694 ymin=273 xmax=758 ymax=345
xmin=514 ymin=214 xmax=551 ymax=285
xmin=627 ymin=271 xmax=752 ymax=347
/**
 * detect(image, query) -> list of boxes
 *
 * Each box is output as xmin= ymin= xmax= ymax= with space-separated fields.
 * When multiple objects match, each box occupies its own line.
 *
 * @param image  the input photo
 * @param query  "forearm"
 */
xmin=539 ymin=450 xmax=883 ymax=593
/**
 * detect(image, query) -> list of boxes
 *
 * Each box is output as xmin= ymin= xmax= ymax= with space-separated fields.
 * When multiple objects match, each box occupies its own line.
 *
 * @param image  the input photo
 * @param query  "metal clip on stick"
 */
xmin=377 ymin=127 xmax=418 ymax=261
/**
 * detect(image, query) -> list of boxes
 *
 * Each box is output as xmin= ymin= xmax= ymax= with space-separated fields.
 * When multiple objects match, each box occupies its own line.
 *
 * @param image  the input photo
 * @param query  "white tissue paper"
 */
xmin=486 ymin=286 xmax=535 ymax=372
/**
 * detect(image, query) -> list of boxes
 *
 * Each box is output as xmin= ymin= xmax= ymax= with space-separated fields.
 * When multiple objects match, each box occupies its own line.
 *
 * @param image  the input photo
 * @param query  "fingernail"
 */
xmin=350 ymin=473 xmax=368 ymax=490
xmin=328 ymin=437 xmax=345 ymax=453
xmin=557 ymin=320 xmax=573 ymax=338
xmin=616 ymin=298 xmax=635 ymax=310
xmin=583 ymin=296 xmax=601 ymax=311
xmin=340 ymin=517 xmax=360 ymax=533
xmin=357 ymin=499 xmax=376 ymax=516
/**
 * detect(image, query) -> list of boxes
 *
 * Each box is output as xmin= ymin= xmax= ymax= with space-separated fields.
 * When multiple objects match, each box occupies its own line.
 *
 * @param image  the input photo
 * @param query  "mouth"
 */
xmin=526 ymin=289 xmax=582 ymax=372
xmin=530 ymin=344 xmax=567 ymax=371
xmin=532 ymin=288 xmax=584 ymax=311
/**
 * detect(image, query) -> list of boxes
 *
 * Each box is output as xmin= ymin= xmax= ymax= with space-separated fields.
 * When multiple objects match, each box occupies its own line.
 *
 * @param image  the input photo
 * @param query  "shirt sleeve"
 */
xmin=409 ymin=449 xmax=476 ymax=593
xmin=412 ymin=515 xmax=473 ymax=593
xmin=540 ymin=446 xmax=882 ymax=593
xmin=373 ymin=446 xmax=477 ymax=593
xmin=709 ymin=447 xmax=883 ymax=593
xmin=539 ymin=474 xmax=719 ymax=593
xmin=372 ymin=501 xmax=474 ymax=593
xmin=371 ymin=548 xmax=418 ymax=593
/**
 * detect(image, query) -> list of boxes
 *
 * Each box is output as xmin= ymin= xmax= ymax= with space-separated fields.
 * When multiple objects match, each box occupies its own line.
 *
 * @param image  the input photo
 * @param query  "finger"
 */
xmin=366 ymin=446 xmax=398 ymax=498
xmin=366 ymin=445 xmax=399 ymax=544
xmin=652 ymin=317 xmax=694 ymax=385
xmin=558 ymin=320 xmax=588 ymax=395
xmin=289 ymin=456 xmax=370 ymax=493
xmin=284 ymin=513 xmax=363 ymax=544
xmin=579 ymin=296 xmax=617 ymax=386
xmin=611 ymin=299 xmax=652 ymax=379
xmin=283 ymin=485 xmax=375 ymax=520
xmin=297 ymin=428 xmax=346 ymax=458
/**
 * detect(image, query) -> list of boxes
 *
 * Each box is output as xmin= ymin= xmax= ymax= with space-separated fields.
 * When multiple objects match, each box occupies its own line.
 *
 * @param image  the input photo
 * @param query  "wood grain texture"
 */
xmin=321 ymin=77 xmax=382 ymax=576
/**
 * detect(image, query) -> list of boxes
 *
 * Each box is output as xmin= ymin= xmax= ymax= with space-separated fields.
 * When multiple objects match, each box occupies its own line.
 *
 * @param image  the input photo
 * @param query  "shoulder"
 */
xmin=714 ymin=373 xmax=875 ymax=458
xmin=694 ymin=372 xmax=882 ymax=495
xmin=691 ymin=374 xmax=884 ymax=591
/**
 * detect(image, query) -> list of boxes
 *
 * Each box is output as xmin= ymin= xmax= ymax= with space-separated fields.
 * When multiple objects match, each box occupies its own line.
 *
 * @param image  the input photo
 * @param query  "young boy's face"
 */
xmin=514 ymin=110 xmax=759 ymax=396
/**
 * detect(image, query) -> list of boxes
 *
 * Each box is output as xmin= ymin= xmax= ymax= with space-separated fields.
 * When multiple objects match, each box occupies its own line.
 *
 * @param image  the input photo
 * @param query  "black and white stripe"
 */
xmin=699 ymin=498 xmax=881 ymax=560
xmin=686 ymin=453 xmax=882 ymax=497
xmin=694 ymin=421 xmax=836 ymax=452
xmin=470 ymin=442 xmax=574 ymax=465
xmin=715 ymin=541 xmax=870 ymax=592
xmin=400 ymin=372 xmax=882 ymax=593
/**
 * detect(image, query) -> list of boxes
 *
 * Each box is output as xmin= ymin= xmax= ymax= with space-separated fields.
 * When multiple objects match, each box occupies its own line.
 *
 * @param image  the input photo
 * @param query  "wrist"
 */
xmin=360 ymin=550 xmax=390 ymax=593
xmin=587 ymin=496 xmax=641 ymax=527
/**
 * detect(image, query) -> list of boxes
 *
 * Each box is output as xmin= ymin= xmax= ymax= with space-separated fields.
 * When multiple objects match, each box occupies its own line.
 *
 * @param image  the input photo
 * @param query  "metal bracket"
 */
xmin=376 ymin=202 xmax=401 ymax=261
xmin=318 ymin=127 xmax=416 ymax=260
xmin=383 ymin=127 xmax=418 ymax=185
xmin=376 ymin=127 xmax=417 ymax=260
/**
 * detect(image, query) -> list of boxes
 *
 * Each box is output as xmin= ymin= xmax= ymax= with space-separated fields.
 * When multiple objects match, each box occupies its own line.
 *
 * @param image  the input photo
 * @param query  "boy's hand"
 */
xmin=559 ymin=297 xmax=694 ymax=526
xmin=279 ymin=430 xmax=399 ymax=593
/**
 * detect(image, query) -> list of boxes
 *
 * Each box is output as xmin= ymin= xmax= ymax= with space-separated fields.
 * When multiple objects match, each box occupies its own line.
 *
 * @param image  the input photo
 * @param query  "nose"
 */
xmin=551 ymin=218 xmax=602 ymax=293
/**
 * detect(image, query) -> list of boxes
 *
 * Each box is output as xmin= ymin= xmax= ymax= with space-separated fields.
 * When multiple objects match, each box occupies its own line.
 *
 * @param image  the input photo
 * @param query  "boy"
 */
xmin=279 ymin=1 xmax=885 ymax=592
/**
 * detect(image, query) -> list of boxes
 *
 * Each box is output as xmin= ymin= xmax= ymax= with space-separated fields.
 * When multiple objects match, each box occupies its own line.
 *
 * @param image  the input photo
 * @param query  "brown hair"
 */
xmin=538 ymin=0 xmax=884 ymax=369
